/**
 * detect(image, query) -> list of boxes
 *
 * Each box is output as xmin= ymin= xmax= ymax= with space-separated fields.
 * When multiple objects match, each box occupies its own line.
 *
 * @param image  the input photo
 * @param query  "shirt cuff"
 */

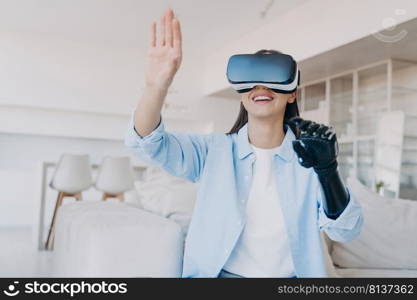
xmin=124 ymin=111 xmax=165 ymax=148
xmin=318 ymin=187 xmax=362 ymax=230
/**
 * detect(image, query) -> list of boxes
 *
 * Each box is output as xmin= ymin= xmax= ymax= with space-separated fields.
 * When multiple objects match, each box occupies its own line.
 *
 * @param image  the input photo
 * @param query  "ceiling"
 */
xmin=298 ymin=16 xmax=417 ymax=84
xmin=0 ymin=0 xmax=309 ymax=54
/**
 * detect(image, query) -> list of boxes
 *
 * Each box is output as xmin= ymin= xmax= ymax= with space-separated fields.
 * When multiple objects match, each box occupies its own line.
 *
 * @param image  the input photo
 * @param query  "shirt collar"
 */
xmin=237 ymin=122 xmax=296 ymax=162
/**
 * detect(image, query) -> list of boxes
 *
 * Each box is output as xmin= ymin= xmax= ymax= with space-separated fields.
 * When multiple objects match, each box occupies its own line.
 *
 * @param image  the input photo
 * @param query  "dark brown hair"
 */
xmin=227 ymin=49 xmax=300 ymax=135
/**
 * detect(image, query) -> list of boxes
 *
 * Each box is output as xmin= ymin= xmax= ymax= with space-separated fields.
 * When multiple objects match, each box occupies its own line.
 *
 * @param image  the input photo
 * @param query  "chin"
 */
xmin=248 ymin=111 xmax=278 ymax=120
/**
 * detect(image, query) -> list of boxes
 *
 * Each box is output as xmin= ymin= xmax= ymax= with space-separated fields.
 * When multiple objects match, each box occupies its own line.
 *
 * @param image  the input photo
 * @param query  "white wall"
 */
xmin=0 ymin=27 xmax=239 ymax=228
xmin=0 ymin=30 xmax=216 ymax=138
xmin=0 ymin=31 xmax=141 ymax=114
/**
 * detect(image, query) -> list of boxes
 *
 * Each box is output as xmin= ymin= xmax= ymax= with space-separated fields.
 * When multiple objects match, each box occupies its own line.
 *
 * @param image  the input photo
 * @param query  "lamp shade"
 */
xmin=95 ymin=156 xmax=135 ymax=195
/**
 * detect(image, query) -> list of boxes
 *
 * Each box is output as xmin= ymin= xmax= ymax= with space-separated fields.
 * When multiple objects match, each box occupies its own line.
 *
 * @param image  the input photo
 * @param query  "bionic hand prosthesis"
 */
xmin=288 ymin=117 xmax=350 ymax=219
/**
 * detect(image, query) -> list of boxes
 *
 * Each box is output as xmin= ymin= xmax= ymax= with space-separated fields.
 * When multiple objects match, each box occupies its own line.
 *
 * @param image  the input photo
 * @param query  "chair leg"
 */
xmin=45 ymin=191 xmax=65 ymax=250
xmin=74 ymin=192 xmax=82 ymax=201
xmin=102 ymin=193 xmax=124 ymax=202
xmin=117 ymin=193 xmax=124 ymax=202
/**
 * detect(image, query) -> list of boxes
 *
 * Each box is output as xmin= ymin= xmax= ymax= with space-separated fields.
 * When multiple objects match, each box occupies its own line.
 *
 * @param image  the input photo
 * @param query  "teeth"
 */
xmin=254 ymin=96 xmax=272 ymax=101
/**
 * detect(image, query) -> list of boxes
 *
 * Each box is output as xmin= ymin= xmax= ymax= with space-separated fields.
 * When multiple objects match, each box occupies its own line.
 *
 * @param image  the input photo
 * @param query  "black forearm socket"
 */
xmin=315 ymin=164 xmax=350 ymax=220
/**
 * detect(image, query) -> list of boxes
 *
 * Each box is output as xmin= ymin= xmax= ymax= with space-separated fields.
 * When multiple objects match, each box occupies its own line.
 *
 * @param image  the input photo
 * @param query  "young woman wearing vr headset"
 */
xmin=125 ymin=9 xmax=363 ymax=278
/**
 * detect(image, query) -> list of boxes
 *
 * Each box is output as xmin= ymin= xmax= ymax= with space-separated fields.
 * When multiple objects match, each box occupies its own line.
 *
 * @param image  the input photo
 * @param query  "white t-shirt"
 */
xmin=223 ymin=144 xmax=296 ymax=277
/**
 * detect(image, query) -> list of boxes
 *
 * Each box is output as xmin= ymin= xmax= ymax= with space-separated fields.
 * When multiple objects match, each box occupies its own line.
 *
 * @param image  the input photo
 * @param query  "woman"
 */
xmin=125 ymin=9 xmax=363 ymax=278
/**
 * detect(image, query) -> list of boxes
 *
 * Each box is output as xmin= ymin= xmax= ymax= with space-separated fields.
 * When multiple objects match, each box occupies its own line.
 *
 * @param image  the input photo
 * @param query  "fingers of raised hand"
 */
xmin=165 ymin=9 xmax=174 ymax=47
xmin=159 ymin=12 xmax=166 ymax=46
xmin=172 ymin=17 xmax=182 ymax=52
xmin=154 ymin=9 xmax=177 ymax=48
xmin=172 ymin=18 xmax=182 ymax=56
xmin=150 ymin=22 xmax=156 ymax=47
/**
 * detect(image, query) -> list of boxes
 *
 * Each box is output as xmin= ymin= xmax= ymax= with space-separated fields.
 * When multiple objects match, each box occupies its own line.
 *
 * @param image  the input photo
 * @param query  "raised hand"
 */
xmin=288 ymin=117 xmax=338 ymax=172
xmin=145 ymin=9 xmax=182 ymax=91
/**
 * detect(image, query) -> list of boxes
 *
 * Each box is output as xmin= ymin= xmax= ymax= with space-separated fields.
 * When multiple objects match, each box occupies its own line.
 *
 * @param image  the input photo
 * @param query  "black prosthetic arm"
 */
xmin=314 ymin=161 xmax=350 ymax=219
xmin=287 ymin=117 xmax=350 ymax=219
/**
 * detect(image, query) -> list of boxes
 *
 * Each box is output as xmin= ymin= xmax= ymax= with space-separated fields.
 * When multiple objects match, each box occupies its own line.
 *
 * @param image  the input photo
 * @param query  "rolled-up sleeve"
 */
xmin=124 ymin=111 xmax=211 ymax=183
xmin=124 ymin=112 xmax=165 ymax=147
xmin=317 ymin=181 xmax=364 ymax=243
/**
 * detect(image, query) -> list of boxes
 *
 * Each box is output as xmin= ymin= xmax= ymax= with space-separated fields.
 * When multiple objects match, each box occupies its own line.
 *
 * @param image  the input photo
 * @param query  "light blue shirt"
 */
xmin=125 ymin=115 xmax=364 ymax=278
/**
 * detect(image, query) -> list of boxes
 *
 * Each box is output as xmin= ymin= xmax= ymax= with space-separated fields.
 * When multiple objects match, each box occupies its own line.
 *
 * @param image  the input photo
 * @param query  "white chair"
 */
xmin=95 ymin=156 xmax=134 ymax=201
xmin=45 ymin=154 xmax=93 ymax=250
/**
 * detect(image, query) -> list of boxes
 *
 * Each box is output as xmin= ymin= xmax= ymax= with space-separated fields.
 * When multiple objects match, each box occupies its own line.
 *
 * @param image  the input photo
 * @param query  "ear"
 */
xmin=287 ymin=90 xmax=297 ymax=103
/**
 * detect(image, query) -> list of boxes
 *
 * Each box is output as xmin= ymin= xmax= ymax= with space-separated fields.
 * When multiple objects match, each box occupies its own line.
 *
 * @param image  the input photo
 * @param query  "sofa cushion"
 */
xmin=331 ymin=176 xmax=417 ymax=269
xmin=321 ymin=232 xmax=340 ymax=277
xmin=134 ymin=166 xmax=196 ymax=232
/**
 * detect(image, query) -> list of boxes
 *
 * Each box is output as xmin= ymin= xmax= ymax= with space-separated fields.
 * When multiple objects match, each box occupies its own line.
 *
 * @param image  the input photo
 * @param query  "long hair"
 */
xmin=227 ymin=49 xmax=300 ymax=135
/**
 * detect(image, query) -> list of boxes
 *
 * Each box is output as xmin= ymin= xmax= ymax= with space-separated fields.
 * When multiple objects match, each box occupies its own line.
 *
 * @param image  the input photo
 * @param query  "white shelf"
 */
xmin=301 ymin=58 xmax=417 ymax=199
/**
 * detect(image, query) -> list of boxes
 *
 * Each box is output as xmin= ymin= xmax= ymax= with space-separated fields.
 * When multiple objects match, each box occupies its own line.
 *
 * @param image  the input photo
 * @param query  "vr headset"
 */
xmin=226 ymin=53 xmax=300 ymax=94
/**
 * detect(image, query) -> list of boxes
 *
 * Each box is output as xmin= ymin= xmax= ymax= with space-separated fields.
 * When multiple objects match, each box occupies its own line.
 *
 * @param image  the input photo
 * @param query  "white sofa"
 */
xmin=53 ymin=201 xmax=184 ymax=277
xmin=328 ymin=176 xmax=417 ymax=277
xmin=52 ymin=173 xmax=417 ymax=277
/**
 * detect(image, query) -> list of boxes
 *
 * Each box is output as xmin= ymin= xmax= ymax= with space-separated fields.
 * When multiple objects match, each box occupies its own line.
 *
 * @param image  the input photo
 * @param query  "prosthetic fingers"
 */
xmin=287 ymin=117 xmax=350 ymax=219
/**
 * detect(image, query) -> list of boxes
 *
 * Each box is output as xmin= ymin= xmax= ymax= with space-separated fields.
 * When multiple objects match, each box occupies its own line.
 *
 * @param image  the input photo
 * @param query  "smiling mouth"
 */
xmin=252 ymin=95 xmax=274 ymax=104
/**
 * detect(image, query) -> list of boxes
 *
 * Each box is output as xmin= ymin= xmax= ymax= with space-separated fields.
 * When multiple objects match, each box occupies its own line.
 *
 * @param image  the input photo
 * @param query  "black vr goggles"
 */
xmin=226 ymin=53 xmax=300 ymax=94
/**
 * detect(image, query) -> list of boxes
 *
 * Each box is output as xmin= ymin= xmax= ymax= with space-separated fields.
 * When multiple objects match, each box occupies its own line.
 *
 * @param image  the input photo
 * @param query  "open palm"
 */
xmin=145 ymin=9 xmax=182 ymax=90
